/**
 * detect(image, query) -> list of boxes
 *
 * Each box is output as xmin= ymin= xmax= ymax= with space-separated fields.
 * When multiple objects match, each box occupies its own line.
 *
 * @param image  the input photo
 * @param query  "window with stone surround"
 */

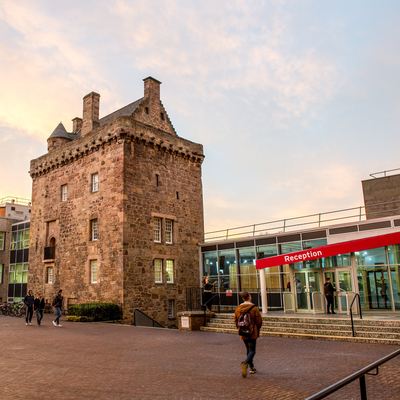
xmin=91 ymin=260 xmax=98 ymax=283
xmin=92 ymin=173 xmax=99 ymax=193
xmin=154 ymin=218 xmax=161 ymax=243
xmin=154 ymin=259 xmax=162 ymax=283
xmin=0 ymin=232 xmax=4 ymax=250
xmin=47 ymin=267 xmax=53 ymax=284
xmin=168 ymin=299 xmax=175 ymax=318
xmin=61 ymin=184 xmax=67 ymax=202
xmin=90 ymin=219 xmax=98 ymax=241
xmin=166 ymin=260 xmax=174 ymax=283
xmin=165 ymin=220 xmax=173 ymax=244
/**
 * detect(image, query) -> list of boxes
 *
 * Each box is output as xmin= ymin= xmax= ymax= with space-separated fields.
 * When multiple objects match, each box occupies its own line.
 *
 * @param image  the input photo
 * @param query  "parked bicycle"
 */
xmin=12 ymin=303 xmax=26 ymax=317
xmin=0 ymin=302 xmax=12 ymax=316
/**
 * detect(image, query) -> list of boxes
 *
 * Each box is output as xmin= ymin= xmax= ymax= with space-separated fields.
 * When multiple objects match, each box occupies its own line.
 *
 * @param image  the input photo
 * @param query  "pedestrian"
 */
xmin=202 ymin=276 xmax=217 ymax=312
xmin=24 ymin=289 xmax=35 ymax=326
xmin=52 ymin=289 xmax=64 ymax=327
xmin=34 ymin=292 xmax=45 ymax=326
xmin=234 ymin=291 xmax=263 ymax=378
xmin=324 ymin=278 xmax=336 ymax=314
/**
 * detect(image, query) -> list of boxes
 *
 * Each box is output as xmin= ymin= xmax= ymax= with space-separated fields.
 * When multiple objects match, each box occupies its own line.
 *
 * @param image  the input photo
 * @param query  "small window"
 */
xmin=160 ymin=112 xmax=165 ymax=120
xmin=47 ymin=267 xmax=53 ymax=284
xmin=168 ymin=300 xmax=175 ymax=318
xmin=61 ymin=184 xmax=67 ymax=202
xmin=154 ymin=218 xmax=161 ymax=243
xmin=176 ymin=192 xmax=179 ymax=200
xmin=155 ymin=174 xmax=159 ymax=187
xmin=91 ymin=219 xmax=98 ymax=241
xmin=91 ymin=260 xmax=98 ymax=283
xmin=92 ymin=173 xmax=99 ymax=193
xmin=165 ymin=220 xmax=173 ymax=244
xmin=53 ymin=141 xmax=56 ymax=147
xmin=154 ymin=259 xmax=162 ymax=283
xmin=145 ymin=107 xmax=149 ymax=114
xmin=0 ymin=232 xmax=4 ymax=250
xmin=11 ymin=207 xmax=15 ymax=211
xmin=166 ymin=260 xmax=174 ymax=283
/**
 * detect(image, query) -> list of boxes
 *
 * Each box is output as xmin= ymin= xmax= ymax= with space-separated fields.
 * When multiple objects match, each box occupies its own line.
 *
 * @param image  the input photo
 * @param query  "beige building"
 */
xmin=28 ymin=77 xmax=205 ymax=327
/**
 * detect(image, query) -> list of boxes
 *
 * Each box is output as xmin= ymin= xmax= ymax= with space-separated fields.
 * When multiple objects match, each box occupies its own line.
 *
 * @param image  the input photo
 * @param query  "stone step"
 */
xmin=209 ymin=319 xmax=400 ymax=333
xmin=200 ymin=326 xmax=400 ymax=345
xmin=205 ymin=322 xmax=400 ymax=339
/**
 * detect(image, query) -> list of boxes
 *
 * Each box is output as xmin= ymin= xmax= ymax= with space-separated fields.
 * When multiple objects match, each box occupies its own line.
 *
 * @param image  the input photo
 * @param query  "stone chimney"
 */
xmin=143 ymin=77 xmax=161 ymax=114
xmin=72 ymin=117 xmax=83 ymax=134
xmin=81 ymin=92 xmax=100 ymax=136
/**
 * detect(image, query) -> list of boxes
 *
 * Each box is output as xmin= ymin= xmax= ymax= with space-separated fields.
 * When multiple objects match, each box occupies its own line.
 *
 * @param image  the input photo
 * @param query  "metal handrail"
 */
xmin=349 ymin=293 xmax=363 ymax=337
xmin=305 ymin=348 xmax=400 ymax=400
xmin=0 ymin=196 xmax=32 ymax=205
xmin=204 ymin=199 xmax=400 ymax=242
xmin=370 ymin=167 xmax=400 ymax=178
xmin=202 ymin=294 xmax=219 ymax=326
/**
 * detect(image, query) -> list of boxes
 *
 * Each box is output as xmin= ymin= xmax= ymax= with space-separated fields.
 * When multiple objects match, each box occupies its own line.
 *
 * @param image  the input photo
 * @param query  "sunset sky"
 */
xmin=1 ymin=1 xmax=400 ymax=233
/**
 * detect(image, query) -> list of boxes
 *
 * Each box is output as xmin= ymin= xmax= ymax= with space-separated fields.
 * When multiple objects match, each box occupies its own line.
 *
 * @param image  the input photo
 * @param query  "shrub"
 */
xmin=67 ymin=302 xmax=121 ymax=321
xmin=66 ymin=315 xmax=94 ymax=322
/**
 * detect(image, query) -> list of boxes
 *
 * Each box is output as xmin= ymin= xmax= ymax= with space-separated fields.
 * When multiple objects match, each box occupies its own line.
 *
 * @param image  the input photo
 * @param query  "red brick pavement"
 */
xmin=1 ymin=315 xmax=399 ymax=400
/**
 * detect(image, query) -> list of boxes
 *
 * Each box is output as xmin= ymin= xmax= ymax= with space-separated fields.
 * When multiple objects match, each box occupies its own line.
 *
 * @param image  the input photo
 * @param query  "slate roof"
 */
xmin=48 ymin=97 xmax=143 ymax=141
xmin=48 ymin=122 xmax=81 ymax=141
xmin=99 ymin=98 xmax=143 ymax=126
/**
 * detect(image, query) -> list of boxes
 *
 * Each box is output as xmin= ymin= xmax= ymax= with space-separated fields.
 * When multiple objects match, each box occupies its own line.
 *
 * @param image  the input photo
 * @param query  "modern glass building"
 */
xmin=200 ymin=215 xmax=400 ymax=314
xmin=8 ymin=221 xmax=30 ymax=302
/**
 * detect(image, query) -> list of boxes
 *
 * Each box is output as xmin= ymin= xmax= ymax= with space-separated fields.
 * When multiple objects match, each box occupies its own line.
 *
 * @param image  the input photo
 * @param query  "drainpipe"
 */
xmin=259 ymin=268 xmax=268 ymax=315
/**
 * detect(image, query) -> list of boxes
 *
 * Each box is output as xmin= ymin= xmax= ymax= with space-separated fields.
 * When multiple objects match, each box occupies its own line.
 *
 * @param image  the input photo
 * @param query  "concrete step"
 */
xmin=213 ymin=314 xmax=400 ymax=327
xmin=199 ymin=326 xmax=400 ymax=345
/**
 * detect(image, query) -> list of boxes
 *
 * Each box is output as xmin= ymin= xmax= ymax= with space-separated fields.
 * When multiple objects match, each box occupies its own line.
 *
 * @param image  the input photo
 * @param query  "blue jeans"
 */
xmin=36 ymin=309 xmax=43 ymax=325
xmin=243 ymin=339 xmax=257 ymax=368
xmin=54 ymin=307 xmax=62 ymax=325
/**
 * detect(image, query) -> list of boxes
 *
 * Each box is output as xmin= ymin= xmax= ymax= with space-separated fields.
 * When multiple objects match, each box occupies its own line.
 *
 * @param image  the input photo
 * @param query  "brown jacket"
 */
xmin=234 ymin=302 xmax=263 ymax=340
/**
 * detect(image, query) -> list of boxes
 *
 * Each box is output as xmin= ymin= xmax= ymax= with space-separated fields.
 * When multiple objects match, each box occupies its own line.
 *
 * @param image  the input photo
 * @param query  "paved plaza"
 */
xmin=1 ymin=315 xmax=400 ymax=400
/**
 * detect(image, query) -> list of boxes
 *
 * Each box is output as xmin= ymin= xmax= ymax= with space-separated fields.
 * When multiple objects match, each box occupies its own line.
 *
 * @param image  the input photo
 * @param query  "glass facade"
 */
xmin=201 ymin=235 xmax=400 ymax=313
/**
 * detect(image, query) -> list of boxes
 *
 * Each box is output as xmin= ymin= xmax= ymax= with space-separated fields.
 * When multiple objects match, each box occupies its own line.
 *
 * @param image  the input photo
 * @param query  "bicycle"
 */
xmin=12 ymin=303 xmax=26 ymax=317
xmin=0 ymin=303 xmax=12 ymax=316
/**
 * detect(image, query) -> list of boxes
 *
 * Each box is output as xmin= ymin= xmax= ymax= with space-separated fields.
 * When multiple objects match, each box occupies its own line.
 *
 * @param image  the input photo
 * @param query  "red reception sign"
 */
xmin=256 ymin=231 xmax=400 ymax=270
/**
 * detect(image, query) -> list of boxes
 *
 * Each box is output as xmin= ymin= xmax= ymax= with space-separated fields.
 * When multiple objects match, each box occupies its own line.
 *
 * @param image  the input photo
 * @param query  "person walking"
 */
xmin=324 ymin=278 xmax=336 ymax=314
xmin=24 ymin=290 xmax=35 ymax=326
xmin=234 ymin=291 xmax=263 ymax=378
xmin=34 ymin=292 xmax=45 ymax=326
xmin=52 ymin=289 xmax=63 ymax=327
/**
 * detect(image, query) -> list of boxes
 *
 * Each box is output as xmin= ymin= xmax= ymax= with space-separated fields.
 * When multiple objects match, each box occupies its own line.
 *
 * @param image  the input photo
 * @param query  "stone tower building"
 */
xmin=29 ymin=77 xmax=205 ymax=327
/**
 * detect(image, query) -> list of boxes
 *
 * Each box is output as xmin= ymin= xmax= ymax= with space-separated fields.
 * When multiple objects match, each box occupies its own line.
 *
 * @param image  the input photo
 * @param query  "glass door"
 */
xmin=295 ymin=271 xmax=320 ymax=312
xmin=336 ymin=269 xmax=353 ymax=313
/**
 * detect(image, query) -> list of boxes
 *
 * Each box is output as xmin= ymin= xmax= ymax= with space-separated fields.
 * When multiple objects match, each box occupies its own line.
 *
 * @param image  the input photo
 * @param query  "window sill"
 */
xmin=43 ymin=259 xmax=55 ymax=263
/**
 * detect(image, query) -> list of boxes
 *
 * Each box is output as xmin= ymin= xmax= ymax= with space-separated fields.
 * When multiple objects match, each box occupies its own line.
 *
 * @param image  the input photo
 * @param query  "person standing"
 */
xmin=34 ymin=292 xmax=45 ymax=326
xmin=234 ymin=291 xmax=263 ymax=378
xmin=24 ymin=290 xmax=35 ymax=326
xmin=324 ymin=278 xmax=336 ymax=314
xmin=52 ymin=289 xmax=64 ymax=327
xmin=202 ymin=276 xmax=217 ymax=312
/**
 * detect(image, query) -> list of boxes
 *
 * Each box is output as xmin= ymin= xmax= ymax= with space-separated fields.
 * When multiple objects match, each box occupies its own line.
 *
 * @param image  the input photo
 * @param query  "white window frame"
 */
xmin=91 ymin=260 xmax=98 ymax=283
xmin=154 ymin=218 xmax=161 ymax=243
xmin=47 ymin=267 xmax=53 ymax=284
xmin=0 ymin=232 xmax=4 ymax=250
xmin=61 ymin=184 xmax=67 ymax=202
xmin=154 ymin=259 xmax=162 ymax=283
xmin=166 ymin=259 xmax=174 ymax=283
xmin=168 ymin=299 xmax=175 ymax=318
xmin=165 ymin=219 xmax=173 ymax=244
xmin=91 ymin=219 xmax=98 ymax=241
xmin=92 ymin=173 xmax=99 ymax=193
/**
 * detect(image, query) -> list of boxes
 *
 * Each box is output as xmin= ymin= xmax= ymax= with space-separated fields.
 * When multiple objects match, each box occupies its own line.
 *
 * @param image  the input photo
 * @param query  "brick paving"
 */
xmin=1 ymin=315 xmax=400 ymax=400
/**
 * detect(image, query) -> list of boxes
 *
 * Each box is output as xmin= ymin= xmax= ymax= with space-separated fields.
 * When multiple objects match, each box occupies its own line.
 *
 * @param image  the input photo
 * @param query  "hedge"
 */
xmin=67 ymin=302 xmax=122 ymax=322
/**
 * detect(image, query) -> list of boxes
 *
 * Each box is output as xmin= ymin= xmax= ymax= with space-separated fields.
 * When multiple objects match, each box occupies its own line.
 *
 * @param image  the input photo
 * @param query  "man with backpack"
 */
xmin=234 ymin=291 xmax=263 ymax=378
